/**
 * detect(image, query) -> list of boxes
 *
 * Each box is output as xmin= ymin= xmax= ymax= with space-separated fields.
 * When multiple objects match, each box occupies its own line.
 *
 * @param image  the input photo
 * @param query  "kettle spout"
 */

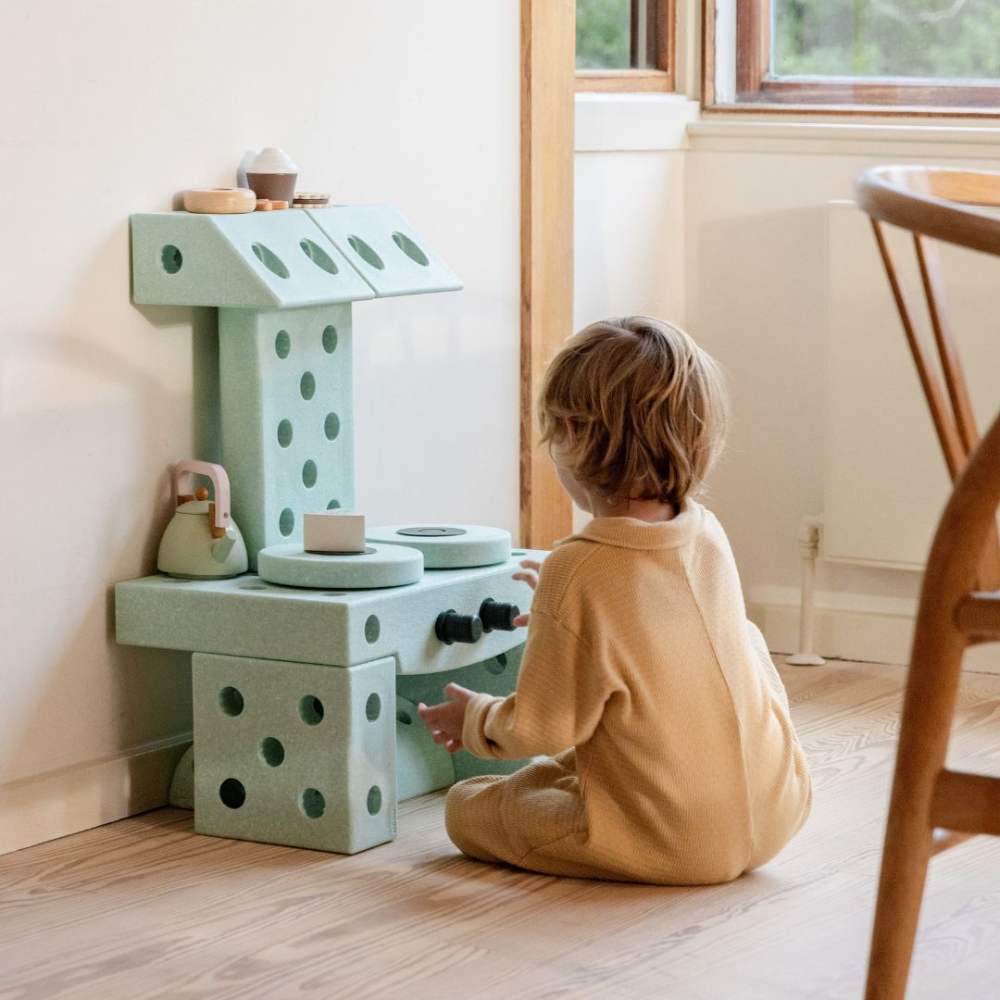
xmin=212 ymin=529 xmax=237 ymax=563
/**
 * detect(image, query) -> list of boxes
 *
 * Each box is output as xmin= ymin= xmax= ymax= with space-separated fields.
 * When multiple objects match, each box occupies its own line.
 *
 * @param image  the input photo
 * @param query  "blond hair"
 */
xmin=538 ymin=317 xmax=728 ymax=506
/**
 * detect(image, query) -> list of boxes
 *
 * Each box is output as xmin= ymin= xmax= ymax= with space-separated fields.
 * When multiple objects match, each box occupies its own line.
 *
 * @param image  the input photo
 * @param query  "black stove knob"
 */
xmin=435 ymin=610 xmax=483 ymax=645
xmin=479 ymin=598 xmax=521 ymax=632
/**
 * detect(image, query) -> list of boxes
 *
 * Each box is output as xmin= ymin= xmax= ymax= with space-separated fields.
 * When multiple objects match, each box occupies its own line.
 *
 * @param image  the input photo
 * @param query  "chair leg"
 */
xmin=865 ymin=637 xmax=965 ymax=1000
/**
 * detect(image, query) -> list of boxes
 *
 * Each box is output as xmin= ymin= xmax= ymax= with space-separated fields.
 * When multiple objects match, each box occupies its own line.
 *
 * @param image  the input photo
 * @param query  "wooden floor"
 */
xmin=4 ymin=659 xmax=1000 ymax=1000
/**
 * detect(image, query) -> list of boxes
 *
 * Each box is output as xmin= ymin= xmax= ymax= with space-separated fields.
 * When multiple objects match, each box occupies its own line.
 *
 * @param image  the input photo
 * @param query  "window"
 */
xmin=704 ymin=0 xmax=1000 ymax=112
xmin=576 ymin=0 xmax=676 ymax=91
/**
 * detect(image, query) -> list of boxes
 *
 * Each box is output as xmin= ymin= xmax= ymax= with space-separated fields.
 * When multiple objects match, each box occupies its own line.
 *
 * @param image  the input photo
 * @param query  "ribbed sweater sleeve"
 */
xmin=462 ymin=607 xmax=616 ymax=760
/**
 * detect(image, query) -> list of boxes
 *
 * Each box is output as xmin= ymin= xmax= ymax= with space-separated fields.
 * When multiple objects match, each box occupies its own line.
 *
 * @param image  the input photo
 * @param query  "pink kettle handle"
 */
xmin=171 ymin=460 xmax=231 ymax=532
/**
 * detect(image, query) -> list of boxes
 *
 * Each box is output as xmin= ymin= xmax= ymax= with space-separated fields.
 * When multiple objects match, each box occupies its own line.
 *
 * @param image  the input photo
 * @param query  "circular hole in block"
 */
xmin=486 ymin=653 xmax=508 ymax=676
xmin=219 ymin=778 xmax=246 ymax=809
xmin=326 ymin=499 xmax=341 ymax=510
xmin=161 ymin=244 xmax=183 ymax=274
xmin=277 ymin=419 xmax=293 ymax=448
xmin=347 ymin=235 xmax=385 ymax=270
xmin=300 ymin=371 xmax=316 ymax=400
xmin=300 ymin=787 xmax=325 ymax=819
xmin=392 ymin=231 xmax=430 ymax=267
xmin=366 ymin=785 xmax=382 ymax=816
xmin=259 ymin=737 xmax=285 ymax=767
xmin=299 ymin=695 xmax=325 ymax=726
xmin=279 ymin=508 xmax=295 ymax=537
xmin=275 ymin=330 xmax=291 ymax=359
xmin=364 ymin=615 xmax=380 ymax=644
xmin=251 ymin=242 xmax=290 ymax=279
xmin=396 ymin=710 xmax=412 ymax=725
xmin=302 ymin=459 xmax=318 ymax=488
xmin=322 ymin=325 xmax=338 ymax=353
xmin=324 ymin=412 xmax=340 ymax=441
xmin=365 ymin=693 xmax=381 ymax=722
xmin=300 ymin=238 xmax=339 ymax=275
xmin=219 ymin=686 xmax=244 ymax=716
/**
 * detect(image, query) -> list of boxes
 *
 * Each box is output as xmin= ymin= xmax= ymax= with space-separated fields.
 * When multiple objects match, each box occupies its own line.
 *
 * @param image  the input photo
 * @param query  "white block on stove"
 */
xmin=304 ymin=511 xmax=366 ymax=553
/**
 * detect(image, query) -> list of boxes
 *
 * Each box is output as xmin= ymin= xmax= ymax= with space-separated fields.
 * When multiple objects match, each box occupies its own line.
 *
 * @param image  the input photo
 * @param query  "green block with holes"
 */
xmin=219 ymin=305 xmax=354 ymax=564
xmin=131 ymin=210 xmax=375 ymax=308
xmin=193 ymin=652 xmax=397 ymax=854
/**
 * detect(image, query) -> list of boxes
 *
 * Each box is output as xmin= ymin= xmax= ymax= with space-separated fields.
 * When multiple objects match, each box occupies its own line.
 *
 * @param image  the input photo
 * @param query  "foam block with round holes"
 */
xmin=116 ymin=551 xmax=542 ymax=672
xmin=367 ymin=523 xmax=511 ymax=569
xmin=395 ymin=645 xmax=530 ymax=785
xmin=192 ymin=652 xmax=397 ymax=854
xmin=131 ymin=211 xmax=374 ymax=308
xmin=306 ymin=204 xmax=462 ymax=298
xmin=219 ymin=304 xmax=355 ymax=564
xmin=394 ymin=695 xmax=456 ymax=802
xmin=258 ymin=541 xmax=424 ymax=589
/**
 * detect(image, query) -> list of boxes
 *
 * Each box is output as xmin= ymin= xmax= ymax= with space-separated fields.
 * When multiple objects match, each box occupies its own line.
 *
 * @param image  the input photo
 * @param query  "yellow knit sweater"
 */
xmin=446 ymin=501 xmax=811 ymax=884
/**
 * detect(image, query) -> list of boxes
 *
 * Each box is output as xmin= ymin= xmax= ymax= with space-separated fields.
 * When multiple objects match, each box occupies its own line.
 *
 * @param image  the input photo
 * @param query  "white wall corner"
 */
xmin=0 ymin=735 xmax=190 ymax=856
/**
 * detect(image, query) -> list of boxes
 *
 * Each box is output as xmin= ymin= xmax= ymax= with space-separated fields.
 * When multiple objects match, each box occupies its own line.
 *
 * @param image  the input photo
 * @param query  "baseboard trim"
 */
xmin=0 ymin=734 xmax=191 ymax=856
xmin=750 ymin=597 xmax=1000 ymax=673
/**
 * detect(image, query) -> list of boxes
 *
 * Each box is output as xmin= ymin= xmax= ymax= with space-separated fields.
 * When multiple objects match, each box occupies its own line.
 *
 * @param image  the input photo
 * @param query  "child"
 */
xmin=418 ymin=317 xmax=811 ymax=885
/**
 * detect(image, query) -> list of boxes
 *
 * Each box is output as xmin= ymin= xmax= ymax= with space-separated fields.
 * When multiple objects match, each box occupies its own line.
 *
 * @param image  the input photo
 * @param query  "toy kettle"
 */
xmin=157 ymin=460 xmax=248 ymax=579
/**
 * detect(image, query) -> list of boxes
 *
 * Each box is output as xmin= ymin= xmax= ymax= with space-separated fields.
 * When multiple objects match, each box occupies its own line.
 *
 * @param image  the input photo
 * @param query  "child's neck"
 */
xmin=589 ymin=495 xmax=677 ymax=523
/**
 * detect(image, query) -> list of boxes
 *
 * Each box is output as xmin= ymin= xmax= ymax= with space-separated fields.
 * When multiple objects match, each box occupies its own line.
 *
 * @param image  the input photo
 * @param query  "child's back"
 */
xmin=421 ymin=317 xmax=811 ymax=884
xmin=448 ymin=502 xmax=810 ymax=884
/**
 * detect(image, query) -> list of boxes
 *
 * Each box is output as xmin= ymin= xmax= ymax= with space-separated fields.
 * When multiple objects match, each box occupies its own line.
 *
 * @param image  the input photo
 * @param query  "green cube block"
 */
xmin=193 ymin=653 xmax=396 ymax=854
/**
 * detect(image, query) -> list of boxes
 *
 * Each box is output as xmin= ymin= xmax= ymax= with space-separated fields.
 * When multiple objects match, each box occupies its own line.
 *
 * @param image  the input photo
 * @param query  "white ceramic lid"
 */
xmin=248 ymin=147 xmax=298 ymax=174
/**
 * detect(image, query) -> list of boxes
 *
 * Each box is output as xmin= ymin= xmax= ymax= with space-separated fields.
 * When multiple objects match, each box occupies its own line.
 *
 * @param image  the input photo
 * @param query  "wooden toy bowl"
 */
xmin=183 ymin=188 xmax=256 ymax=214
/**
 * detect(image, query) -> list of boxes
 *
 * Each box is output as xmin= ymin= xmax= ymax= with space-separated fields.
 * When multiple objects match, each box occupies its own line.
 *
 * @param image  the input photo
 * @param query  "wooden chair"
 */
xmin=855 ymin=166 xmax=1000 ymax=999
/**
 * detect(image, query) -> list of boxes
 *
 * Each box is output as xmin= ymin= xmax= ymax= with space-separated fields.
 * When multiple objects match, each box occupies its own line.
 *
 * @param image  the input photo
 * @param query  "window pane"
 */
xmin=773 ymin=0 xmax=1000 ymax=80
xmin=576 ymin=0 xmax=631 ymax=69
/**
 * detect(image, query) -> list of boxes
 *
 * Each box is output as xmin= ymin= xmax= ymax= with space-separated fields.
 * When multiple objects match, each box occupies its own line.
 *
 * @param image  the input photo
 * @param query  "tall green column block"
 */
xmin=193 ymin=653 xmax=397 ymax=854
xmin=219 ymin=305 xmax=354 ymax=562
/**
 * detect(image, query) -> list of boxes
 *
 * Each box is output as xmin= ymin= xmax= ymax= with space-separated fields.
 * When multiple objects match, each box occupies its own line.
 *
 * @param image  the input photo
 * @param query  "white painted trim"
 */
xmin=689 ymin=119 xmax=1000 ymax=157
xmin=575 ymin=94 xmax=699 ymax=152
xmin=751 ymin=590 xmax=1000 ymax=673
xmin=0 ymin=734 xmax=191 ymax=856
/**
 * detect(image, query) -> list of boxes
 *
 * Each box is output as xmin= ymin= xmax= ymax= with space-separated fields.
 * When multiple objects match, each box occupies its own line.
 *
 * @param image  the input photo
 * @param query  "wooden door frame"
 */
xmin=520 ymin=0 xmax=575 ymax=549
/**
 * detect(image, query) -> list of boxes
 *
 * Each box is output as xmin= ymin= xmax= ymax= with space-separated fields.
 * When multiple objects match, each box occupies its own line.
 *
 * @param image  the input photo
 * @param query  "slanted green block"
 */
xmin=307 ymin=205 xmax=462 ymax=298
xmin=131 ymin=211 xmax=374 ymax=308
xmin=219 ymin=305 xmax=354 ymax=562
xmin=193 ymin=653 xmax=397 ymax=854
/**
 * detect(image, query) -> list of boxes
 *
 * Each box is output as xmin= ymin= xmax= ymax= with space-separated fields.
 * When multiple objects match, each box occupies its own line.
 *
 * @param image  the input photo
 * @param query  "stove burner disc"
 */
xmin=257 ymin=542 xmax=423 ymax=590
xmin=396 ymin=526 xmax=467 ymax=538
xmin=366 ymin=524 xmax=511 ymax=569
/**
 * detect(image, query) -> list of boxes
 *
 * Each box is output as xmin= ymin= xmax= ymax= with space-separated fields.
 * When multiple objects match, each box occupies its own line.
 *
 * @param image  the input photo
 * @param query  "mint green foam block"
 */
xmin=219 ymin=305 xmax=354 ymax=563
xmin=115 ymin=555 xmax=540 ymax=672
xmin=396 ymin=646 xmax=528 ymax=783
xmin=306 ymin=205 xmax=462 ymax=298
xmin=131 ymin=211 xmax=374 ymax=309
xmin=193 ymin=653 xmax=397 ymax=854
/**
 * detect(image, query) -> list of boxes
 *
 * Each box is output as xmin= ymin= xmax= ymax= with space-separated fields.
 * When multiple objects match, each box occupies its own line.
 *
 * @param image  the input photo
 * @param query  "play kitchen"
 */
xmin=116 ymin=154 xmax=539 ymax=855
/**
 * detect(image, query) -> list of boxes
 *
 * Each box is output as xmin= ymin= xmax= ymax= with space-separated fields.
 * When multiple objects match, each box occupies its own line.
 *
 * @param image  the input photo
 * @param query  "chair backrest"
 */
xmin=855 ymin=166 xmax=1000 ymax=590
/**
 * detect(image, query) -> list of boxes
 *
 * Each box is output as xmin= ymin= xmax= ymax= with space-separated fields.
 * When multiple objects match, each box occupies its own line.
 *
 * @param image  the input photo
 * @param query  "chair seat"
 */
xmin=955 ymin=591 xmax=1000 ymax=641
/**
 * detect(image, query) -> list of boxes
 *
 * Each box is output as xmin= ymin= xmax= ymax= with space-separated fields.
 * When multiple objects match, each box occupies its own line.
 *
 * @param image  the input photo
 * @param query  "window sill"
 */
xmin=575 ymin=93 xmax=699 ymax=152
xmin=687 ymin=118 xmax=1000 ymax=157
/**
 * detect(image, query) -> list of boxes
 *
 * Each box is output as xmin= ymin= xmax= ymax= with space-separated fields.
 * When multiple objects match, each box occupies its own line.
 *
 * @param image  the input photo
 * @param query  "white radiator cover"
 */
xmin=823 ymin=200 xmax=1000 ymax=571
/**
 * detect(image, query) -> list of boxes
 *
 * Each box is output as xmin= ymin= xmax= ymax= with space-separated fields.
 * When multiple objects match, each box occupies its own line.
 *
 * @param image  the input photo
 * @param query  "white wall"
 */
xmin=575 ymin=103 xmax=1000 ymax=664
xmin=0 ymin=0 xmax=519 ymax=851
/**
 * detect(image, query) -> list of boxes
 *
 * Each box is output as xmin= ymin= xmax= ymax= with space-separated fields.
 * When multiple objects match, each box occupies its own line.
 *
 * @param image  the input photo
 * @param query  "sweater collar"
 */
xmin=562 ymin=499 xmax=704 ymax=551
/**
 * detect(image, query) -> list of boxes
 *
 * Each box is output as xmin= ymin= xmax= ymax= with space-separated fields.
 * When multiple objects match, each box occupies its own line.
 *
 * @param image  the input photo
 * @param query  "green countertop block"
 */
xmin=115 ymin=552 xmax=541 ymax=674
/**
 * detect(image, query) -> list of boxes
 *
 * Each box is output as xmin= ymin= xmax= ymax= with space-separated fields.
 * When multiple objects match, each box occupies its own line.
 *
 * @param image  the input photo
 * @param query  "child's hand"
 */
xmin=418 ymin=683 xmax=476 ymax=753
xmin=512 ymin=558 xmax=541 ymax=627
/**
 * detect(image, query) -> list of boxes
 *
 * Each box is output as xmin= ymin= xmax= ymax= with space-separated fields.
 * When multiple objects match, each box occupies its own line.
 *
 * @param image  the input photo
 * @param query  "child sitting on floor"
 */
xmin=419 ymin=317 xmax=811 ymax=885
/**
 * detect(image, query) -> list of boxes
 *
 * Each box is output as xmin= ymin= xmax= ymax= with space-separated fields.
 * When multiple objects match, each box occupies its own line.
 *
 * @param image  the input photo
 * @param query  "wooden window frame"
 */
xmin=702 ymin=0 xmax=1000 ymax=117
xmin=576 ymin=0 xmax=676 ymax=93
